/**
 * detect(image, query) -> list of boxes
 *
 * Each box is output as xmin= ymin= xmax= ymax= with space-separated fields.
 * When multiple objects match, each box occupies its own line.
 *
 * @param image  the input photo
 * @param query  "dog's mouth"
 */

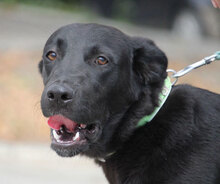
xmin=48 ymin=115 xmax=99 ymax=147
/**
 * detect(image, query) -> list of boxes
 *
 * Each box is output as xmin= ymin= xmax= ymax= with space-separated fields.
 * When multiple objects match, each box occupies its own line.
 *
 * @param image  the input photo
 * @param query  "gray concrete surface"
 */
xmin=0 ymin=141 xmax=107 ymax=184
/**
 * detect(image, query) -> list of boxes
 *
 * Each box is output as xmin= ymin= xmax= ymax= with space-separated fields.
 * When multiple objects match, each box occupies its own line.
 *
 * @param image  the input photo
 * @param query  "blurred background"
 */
xmin=0 ymin=0 xmax=219 ymax=183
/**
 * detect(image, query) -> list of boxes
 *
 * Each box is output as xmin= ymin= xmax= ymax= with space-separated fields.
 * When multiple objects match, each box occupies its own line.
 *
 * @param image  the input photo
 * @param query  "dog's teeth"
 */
xmin=52 ymin=130 xmax=61 ymax=140
xmin=73 ymin=132 xmax=80 ymax=141
xmin=60 ymin=126 xmax=65 ymax=133
xmin=80 ymin=124 xmax=87 ymax=129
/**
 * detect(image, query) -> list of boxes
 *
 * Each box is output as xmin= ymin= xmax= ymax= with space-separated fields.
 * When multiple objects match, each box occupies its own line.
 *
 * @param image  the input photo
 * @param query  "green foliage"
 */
xmin=0 ymin=0 xmax=83 ymax=11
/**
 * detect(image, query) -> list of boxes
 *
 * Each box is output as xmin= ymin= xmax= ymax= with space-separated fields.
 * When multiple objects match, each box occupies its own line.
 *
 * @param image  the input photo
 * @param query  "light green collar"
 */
xmin=137 ymin=77 xmax=172 ymax=127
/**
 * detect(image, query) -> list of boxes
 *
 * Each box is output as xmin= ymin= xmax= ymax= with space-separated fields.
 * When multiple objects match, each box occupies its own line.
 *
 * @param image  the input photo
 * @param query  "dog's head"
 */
xmin=39 ymin=23 xmax=167 ymax=158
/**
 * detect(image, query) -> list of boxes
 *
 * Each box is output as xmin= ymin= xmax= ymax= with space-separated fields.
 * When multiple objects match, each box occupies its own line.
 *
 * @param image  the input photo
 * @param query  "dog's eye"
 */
xmin=46 ymin=51 xmax=57 ymax=61
xmin=95 ymin=56 xmax=108 ymax=65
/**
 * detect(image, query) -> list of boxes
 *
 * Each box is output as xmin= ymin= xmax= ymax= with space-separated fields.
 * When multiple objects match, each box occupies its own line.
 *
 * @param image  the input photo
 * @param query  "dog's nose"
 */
xmin=47 ymin=85 xmax=73 ymax=104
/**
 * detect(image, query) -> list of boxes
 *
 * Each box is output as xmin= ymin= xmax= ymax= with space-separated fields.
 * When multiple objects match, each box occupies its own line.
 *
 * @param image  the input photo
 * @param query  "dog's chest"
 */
xmin=100 ymin=161 xmax=121 ymax=184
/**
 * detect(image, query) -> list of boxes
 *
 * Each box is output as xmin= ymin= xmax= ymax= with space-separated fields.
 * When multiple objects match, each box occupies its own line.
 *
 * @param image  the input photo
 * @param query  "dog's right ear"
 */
xmin=38 ymin=60 xmax=43 ymax=74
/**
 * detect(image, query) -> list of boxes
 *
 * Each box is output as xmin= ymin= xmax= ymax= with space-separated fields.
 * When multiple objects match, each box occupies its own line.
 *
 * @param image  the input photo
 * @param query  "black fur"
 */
xmin=39 ymin=23 xmax=220 ymax=184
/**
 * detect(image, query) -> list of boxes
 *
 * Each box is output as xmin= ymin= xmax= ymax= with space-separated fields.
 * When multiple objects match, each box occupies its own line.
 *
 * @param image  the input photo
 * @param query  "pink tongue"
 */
xmin=48 ymin=115 xmax=77 ymax=132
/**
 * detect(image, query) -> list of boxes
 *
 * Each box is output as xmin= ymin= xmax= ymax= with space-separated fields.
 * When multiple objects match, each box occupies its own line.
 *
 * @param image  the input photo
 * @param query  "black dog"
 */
xmin=39 ymin=23 xmax=220 ymax=184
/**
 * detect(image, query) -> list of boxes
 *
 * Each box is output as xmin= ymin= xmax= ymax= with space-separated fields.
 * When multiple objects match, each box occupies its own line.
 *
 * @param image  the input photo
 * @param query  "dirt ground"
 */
xmin=0 ymin=50 xmax=48 ymax=141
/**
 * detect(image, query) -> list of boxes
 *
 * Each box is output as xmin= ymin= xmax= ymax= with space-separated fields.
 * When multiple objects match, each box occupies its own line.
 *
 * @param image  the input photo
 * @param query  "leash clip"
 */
xmin=167 ymin=51 xmax=220 ymax=86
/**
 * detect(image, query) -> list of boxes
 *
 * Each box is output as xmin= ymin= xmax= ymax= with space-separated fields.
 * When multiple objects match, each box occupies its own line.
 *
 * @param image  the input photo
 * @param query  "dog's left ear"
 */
xmin=38 ymin=60 xmax=43 ymax=74
xmin=131 ymin=37 xmax=168 ymax=86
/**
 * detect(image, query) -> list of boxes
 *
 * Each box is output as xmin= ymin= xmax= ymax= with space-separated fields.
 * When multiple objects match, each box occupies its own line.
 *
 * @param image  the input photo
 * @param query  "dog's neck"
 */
xmin=136 ymin=76 xmax=172 ymax=127
xmin=95 ymin=77 xmax=172 ymax=163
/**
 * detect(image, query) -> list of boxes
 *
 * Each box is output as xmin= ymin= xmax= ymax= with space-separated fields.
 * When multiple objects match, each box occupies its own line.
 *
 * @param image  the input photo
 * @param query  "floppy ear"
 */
xmin=132 ymin=37 xmax=168 ymax=86
xmin=38 ymin=60 xmax=43 ymax=74
xmin=131 ymin=37 xmax=168 ymax=107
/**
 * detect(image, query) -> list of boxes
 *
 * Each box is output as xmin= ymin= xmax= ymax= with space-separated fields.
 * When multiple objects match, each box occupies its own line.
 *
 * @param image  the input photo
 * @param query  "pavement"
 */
xmin=0 ymin=141 xmax=107 ymax=184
